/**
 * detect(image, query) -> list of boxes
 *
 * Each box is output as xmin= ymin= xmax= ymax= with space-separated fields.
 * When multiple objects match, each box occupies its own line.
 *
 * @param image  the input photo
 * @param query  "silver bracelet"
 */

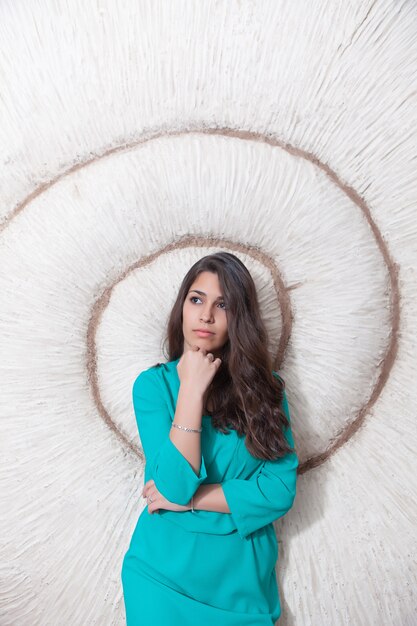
xmin=171 ymin=422 xmax=202 ymax=433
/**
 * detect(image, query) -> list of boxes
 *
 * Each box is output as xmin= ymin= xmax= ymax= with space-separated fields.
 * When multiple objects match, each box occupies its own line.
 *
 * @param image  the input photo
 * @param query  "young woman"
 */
xmin=121 ymin=252 xmax=299 ymax=625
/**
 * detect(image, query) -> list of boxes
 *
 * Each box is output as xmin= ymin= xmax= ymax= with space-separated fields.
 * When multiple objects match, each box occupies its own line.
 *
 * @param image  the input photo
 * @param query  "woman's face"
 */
xmin=182 ymin=271 xmax=229 ymax=358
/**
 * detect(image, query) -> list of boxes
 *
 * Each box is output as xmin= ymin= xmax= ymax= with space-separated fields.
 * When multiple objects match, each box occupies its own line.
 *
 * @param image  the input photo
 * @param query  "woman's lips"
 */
xmin=194 ymin=330 xmax=214 ymax=337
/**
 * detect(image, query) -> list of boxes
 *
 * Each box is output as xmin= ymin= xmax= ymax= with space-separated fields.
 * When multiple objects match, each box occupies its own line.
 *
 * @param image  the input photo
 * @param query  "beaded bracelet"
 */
xmin=171 ymin=422 xmax=203 ymax=433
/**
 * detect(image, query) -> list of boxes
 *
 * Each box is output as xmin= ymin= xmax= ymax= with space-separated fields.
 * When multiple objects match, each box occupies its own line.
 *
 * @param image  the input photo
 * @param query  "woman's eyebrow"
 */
xmin=188 ymin=289 xmax=224 ymax=300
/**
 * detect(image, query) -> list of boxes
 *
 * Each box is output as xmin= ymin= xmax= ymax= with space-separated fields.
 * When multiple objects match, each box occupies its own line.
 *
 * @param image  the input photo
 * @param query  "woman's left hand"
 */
xmin=142 ymin=479 xmax=191 ymax=514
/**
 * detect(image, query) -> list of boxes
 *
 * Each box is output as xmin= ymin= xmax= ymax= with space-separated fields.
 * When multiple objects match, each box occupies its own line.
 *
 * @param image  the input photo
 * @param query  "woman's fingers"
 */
xmin=142 ymin=478 xmax=155 ymax=497
xmin=147 ymin=496 xmax=160 ymax=514
xmin=199 ymin=348 xmax=215 ymax=361
xmin=142 ymin=480 xmax=159 ymax=514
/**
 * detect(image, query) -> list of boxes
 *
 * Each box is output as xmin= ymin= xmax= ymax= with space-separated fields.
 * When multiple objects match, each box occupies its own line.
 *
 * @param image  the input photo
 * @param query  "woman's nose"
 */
xmin=200 ymin=308 xmax=214 ymax=321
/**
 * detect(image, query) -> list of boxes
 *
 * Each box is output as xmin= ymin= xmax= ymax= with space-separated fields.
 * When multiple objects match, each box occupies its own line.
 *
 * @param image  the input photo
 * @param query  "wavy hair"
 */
xmin=158 ymin=251 xmax=294 ymax=460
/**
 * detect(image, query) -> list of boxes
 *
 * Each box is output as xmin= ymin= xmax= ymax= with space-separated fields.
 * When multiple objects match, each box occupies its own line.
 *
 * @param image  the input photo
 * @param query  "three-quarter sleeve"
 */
xmin=133 ymin=368 xmax=208 ymax=506
xmin=221 ymin=386 xmax=299 ymax=540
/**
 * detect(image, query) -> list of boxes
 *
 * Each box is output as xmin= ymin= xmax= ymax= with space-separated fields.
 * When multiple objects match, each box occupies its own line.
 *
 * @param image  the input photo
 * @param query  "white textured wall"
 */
xmin=1 ymin=1 xmax=416 ymax=624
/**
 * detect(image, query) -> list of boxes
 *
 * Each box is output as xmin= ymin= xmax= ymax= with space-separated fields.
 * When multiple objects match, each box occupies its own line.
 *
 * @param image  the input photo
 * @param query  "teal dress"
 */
xmin=121 ymin=357 xmax=298 ymax=624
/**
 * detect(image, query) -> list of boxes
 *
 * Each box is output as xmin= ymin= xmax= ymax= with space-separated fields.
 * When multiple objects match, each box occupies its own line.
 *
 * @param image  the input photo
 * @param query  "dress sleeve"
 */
xmin=133 ymin=368 xmax=208 ymax=506
xmin=221 ymin=386 xmax=299 ymax=539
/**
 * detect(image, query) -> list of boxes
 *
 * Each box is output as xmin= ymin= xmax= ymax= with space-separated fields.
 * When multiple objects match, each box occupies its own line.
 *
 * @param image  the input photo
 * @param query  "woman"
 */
xmin=121 ymin=251 xmax=299 ymax=624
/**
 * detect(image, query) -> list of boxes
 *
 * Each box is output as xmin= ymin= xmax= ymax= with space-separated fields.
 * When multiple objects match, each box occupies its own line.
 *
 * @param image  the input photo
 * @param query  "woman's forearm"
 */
xmin=169 ymin=382 xmax=204 ymax=475
xmin=191 ymin=483 xmax=231 ymax=513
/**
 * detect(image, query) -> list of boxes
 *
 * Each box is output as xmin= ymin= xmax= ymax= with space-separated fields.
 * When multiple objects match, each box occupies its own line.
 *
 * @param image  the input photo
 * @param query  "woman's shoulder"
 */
xmin=133 ymin=357 xmax=179 ymax=386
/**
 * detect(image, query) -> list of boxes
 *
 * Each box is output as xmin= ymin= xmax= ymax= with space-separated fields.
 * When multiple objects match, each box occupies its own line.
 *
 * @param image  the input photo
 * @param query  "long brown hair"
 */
xmin=160 ymin=251 xmax=294 ymax=460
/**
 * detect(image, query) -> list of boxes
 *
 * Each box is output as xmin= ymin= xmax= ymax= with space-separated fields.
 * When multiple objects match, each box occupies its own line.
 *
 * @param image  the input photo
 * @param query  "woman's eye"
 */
xmin=189 ymin=297 xmax=226 ymax=309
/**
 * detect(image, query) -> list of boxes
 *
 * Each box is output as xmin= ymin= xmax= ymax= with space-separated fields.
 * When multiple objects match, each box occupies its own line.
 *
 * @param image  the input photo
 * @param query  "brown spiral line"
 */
xmin=0 ymin=127 xmax=400 ymax=475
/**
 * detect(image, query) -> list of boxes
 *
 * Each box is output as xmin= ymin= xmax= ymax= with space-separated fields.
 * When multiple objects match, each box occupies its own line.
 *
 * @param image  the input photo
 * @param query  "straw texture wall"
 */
xmin=0 ymin=1 xmax=416 ymax=624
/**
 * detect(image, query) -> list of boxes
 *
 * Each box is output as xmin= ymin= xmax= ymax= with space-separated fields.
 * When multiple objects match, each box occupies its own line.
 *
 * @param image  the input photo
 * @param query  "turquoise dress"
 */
xmin=121 ymin=357 xmax=298 ymax=624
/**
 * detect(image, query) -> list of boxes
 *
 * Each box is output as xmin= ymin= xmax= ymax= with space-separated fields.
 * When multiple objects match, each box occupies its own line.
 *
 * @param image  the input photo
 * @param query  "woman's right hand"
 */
xmin=177 ymin=345 xmax=222 ymax=397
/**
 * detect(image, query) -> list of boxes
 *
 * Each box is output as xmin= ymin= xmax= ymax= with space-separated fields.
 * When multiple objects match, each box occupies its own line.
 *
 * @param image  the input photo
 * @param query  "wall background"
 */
xmin=1 ymin=1 xmax=416 ymax=624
